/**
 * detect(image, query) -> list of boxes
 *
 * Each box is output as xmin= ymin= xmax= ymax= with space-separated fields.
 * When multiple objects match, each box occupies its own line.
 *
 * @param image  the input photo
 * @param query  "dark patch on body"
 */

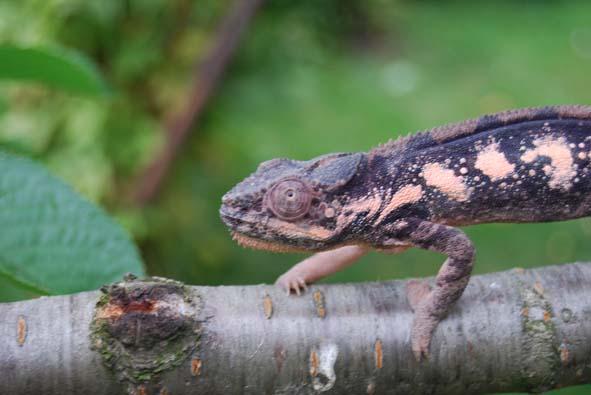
xmin=416 ymin=119 xmax=591 ymax=224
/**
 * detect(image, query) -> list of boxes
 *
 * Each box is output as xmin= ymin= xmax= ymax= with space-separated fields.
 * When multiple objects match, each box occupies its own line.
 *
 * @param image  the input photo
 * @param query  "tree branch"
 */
xmin=2 ymin=263 xmax=591 ymax=394
xmin=131 ymin=0 xmax=264 ymax=205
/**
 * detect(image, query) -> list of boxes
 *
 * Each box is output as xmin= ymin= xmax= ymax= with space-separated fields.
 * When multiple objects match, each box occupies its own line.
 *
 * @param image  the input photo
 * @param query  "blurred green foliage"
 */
xmin=147 ymin=0 xmax=591 ymax=288
xmin=1 ymin=1 xmax=591 ymax=392
xmin=0 ymin=45 xmax=108 ymax=95
xmin=0 ymin=152 xmax=143 ymax=301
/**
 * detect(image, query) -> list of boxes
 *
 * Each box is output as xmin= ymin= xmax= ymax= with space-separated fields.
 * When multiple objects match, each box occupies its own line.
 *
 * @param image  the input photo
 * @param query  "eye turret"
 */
xmin=266 ymin=179 xmax=312 ymax=220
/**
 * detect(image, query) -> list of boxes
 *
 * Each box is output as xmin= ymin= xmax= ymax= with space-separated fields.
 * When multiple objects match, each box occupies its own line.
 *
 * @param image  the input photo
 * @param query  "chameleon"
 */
xmin=219 ymin=104 xmax=591 ymax=359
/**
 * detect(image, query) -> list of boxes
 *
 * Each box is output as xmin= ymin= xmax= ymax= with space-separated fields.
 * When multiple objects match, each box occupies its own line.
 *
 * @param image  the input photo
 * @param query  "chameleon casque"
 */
xmin=220 ymin=105 xmax=591 ymax=359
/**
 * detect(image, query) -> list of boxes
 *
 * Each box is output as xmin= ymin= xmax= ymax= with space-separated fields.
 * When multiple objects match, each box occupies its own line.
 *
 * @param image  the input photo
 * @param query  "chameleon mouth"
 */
xmin=231 ymin=231 xmax=309 ymax=253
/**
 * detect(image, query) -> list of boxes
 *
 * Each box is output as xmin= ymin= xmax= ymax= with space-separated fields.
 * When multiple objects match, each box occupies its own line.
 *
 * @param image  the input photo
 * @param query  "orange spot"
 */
xmin=263 ymin=295 xmax=273 ymax=319
xmin=543 ymin=311 xmax=552 ymax=322
xmin=17 ymin=316 xmax=26 ymax=346
xmin=313 ymin=291 xmax=326 ymax=318
xmin=344 ymin=194 xmax=383 ymax=222
xmin=374 ymin=339 xmax=383 ymax=369
xmin=95 ymin=304 xmax=124 ymax=320
xmin=267 ymin=218 xmax=333 ymax=241
xmin=310 ymin=350 xmax=319 ymax=377
xmin=422 ymin=162 xmax=470 ymax=201
xmin=191 ymin=358 xmax=202 ymax=376
xmin=475 ymin=142 xmax=515 ymax=181
xmin=521 ymin=136 xmax=576 ymax=190
xmin=375 ymin=185 xmax=423 ymax=224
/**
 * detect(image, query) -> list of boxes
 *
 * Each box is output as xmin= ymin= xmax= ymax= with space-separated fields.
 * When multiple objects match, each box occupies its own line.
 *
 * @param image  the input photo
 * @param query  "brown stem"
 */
xmin=132 ymin=0 xmax=264 ymax=205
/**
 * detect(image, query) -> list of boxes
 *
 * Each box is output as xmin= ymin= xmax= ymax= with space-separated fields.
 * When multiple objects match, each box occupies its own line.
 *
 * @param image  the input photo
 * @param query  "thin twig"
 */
xmin=132 ymin=0 xmax=264 ymax=205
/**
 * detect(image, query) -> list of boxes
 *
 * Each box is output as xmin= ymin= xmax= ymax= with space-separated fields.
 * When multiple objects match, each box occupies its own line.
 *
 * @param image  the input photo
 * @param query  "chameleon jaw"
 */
xmin=231 ymin=231 xmax=310 ymax=253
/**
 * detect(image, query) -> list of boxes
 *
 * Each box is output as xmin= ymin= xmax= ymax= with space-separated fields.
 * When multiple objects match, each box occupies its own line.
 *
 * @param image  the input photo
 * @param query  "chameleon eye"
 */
xmin=266 ymin=179 xmax=312 ymax=221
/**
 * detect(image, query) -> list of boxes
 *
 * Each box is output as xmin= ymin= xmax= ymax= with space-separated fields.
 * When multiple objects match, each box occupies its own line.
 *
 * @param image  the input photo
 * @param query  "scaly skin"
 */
xmin=220 ymin=104 xmax=591 ymax=360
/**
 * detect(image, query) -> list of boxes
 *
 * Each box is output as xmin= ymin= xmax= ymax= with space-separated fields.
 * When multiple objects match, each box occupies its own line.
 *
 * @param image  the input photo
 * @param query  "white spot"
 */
xmin=570 ymin=143 xmax=576 ymax=148
xmin=459 ymin=158 xmax=466 ymax=164
xmin=529 ymin=169 xmax=536 ymax=176
xmin=311 ymin=343 xmax=338 ymax=392
xmin=460 ymin=167 xmax=468 ymax=175
xmin=578 ymin=152 xmax=587 ymax=160
xmin=579 ymin=143 xmax=586 ymax=148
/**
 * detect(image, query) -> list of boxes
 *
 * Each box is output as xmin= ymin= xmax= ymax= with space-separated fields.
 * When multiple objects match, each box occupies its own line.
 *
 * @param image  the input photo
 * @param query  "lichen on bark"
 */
xmin=519 ymin=279 xmax=560 ymax=392
xmin=90 ymin=274 xmax=201 ymax=389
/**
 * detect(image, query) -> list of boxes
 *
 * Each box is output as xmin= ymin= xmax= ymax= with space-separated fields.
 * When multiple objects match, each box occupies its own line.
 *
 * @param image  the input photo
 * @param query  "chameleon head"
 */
xmin=220 ymin=152 xmax=365 ymax=252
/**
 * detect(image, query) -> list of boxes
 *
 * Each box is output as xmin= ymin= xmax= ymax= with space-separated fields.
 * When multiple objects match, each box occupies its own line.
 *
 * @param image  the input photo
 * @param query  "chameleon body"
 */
xmin=220 ymin=105 xmax=591 ymax=359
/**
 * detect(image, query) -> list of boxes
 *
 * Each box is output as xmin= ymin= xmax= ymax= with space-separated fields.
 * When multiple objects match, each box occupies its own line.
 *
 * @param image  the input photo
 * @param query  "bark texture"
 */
xmin=2 ymin=263 xmax=591 ymax=394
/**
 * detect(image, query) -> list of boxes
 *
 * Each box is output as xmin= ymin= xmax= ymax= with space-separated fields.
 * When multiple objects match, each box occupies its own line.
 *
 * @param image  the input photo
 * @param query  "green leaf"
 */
xmin=0 ymin=45 xmax=109 ymax=96
xmin=0 ymin=151 xmax=143 ymax=301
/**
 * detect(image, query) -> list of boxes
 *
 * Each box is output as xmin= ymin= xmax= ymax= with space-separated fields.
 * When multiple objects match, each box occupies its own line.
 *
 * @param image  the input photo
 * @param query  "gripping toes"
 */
xmin=275 ymin=272 xmax=308 ymax=296
xmin=406 ymin=280 xmax=434 ymax=360
xmin=410 ymin=298 xmax=439 ymax=361
xmin=397 ymin=219 xmax=475 ymax=361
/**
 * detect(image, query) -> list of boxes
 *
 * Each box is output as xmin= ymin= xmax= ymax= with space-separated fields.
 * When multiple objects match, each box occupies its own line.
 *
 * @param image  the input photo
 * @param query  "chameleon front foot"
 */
xmin=274 ymin=246 xmax=369 ymax=296
xmin=275 ymin=272 xmax=308 ymax=295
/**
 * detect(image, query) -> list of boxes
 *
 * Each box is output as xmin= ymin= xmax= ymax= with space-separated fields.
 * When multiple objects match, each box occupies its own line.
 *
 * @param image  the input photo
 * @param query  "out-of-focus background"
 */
xmin=0 ymin=2 xmax=590 ymax=390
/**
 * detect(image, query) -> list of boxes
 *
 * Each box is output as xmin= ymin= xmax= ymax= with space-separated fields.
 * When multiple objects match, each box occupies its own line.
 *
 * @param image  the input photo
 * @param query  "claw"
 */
xmin=298 ymin=278 xmax=308 ymax=292
xmin=411 ymin=334 xmax=430 ymax=362
xmin=410 ymin=303 xmax=437 ymax=362
xmin=275 ymin=272 xmax=309 ymax=297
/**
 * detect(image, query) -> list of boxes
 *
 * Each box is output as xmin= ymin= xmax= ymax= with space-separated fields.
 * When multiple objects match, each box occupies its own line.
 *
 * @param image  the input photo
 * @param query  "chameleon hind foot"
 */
xmin=406 ymin=280 xmax=436 ymax=361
